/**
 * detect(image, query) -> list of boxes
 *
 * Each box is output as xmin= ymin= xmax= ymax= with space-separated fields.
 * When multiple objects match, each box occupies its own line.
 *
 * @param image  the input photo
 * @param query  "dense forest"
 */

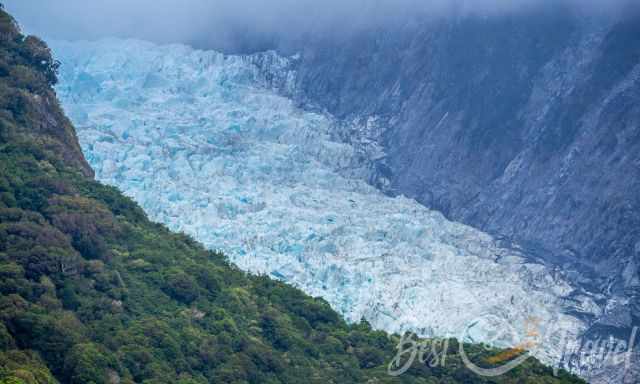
xmin=0 ymin=6 xmax=585 ymax=384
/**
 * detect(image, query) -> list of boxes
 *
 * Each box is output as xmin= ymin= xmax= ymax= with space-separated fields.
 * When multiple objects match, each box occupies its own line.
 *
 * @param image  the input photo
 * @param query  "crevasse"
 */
xmin=52 ymin=38 xmax=588 ymax=367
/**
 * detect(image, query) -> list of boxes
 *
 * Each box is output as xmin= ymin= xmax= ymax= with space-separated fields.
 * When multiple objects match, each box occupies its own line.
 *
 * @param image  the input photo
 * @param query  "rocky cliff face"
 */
xmin=235 ymin=9 xmax=640 ymax=381
xmin=275 ymin=7 xmax=640 ymax=350
xmin=0 ymin=9 xmax=93 ymax=179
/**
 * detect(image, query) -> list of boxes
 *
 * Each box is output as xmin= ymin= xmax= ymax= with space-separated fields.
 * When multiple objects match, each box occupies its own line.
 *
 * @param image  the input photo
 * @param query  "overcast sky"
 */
xmin=3 ymin=0 xmax=633 ymax=52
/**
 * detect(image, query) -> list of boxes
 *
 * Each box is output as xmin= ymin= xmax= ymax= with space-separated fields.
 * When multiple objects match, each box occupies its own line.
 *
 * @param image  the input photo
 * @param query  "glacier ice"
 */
xmin=52 ymin=38 xmax=592 ymax=368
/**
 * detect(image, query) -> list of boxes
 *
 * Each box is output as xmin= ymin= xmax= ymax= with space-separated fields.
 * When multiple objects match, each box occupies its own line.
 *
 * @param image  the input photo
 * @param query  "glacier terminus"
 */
xmin=52 ymin=38 xmax=612 ymax=379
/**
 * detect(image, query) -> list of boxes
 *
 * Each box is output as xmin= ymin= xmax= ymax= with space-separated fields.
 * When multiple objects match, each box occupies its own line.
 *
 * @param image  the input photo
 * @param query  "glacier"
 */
xmin=51 ymin=39 xmax=594 ymax=369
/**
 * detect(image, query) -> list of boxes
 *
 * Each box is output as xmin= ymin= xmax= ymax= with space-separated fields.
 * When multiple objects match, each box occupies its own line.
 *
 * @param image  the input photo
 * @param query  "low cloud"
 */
xmin=3 ymin=0 xmax=634 ymax=53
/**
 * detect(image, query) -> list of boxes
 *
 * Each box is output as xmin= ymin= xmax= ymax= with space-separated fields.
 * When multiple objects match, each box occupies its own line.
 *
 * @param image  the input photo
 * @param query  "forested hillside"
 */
xmin=0 ymin=6 xmax=584 ymax=384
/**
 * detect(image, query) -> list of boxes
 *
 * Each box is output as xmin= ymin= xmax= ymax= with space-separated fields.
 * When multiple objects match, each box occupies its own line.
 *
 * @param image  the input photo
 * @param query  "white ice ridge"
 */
xmin=53 ymin=39 xmax=588 ymax=366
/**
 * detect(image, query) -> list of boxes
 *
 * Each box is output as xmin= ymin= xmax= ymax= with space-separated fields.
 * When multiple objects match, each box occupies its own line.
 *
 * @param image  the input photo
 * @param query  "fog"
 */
xmin=3 ymin=0 xmax=634 ymax=53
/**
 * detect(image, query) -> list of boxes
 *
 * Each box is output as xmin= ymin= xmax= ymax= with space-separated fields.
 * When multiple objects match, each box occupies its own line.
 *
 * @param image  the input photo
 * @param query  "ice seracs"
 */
xmin=52 ymin=38 xmax=591 ymax=369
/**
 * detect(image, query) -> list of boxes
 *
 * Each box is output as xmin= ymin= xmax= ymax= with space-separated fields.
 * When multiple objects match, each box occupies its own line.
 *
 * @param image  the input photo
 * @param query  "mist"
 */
xmin=3 ymin=0 xmax=634 ymax=53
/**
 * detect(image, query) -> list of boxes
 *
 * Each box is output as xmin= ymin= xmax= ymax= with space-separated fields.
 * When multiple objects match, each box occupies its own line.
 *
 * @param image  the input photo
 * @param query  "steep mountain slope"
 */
xmin=0 ymin=7 xmax=586 ymax=384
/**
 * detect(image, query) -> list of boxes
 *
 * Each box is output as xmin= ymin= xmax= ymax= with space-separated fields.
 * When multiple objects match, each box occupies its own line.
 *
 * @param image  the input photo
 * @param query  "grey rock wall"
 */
xmin=280 ymin=10 xmax=640 ymax=309
xmin=254 ymin=11 xmax=640 ymax=381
